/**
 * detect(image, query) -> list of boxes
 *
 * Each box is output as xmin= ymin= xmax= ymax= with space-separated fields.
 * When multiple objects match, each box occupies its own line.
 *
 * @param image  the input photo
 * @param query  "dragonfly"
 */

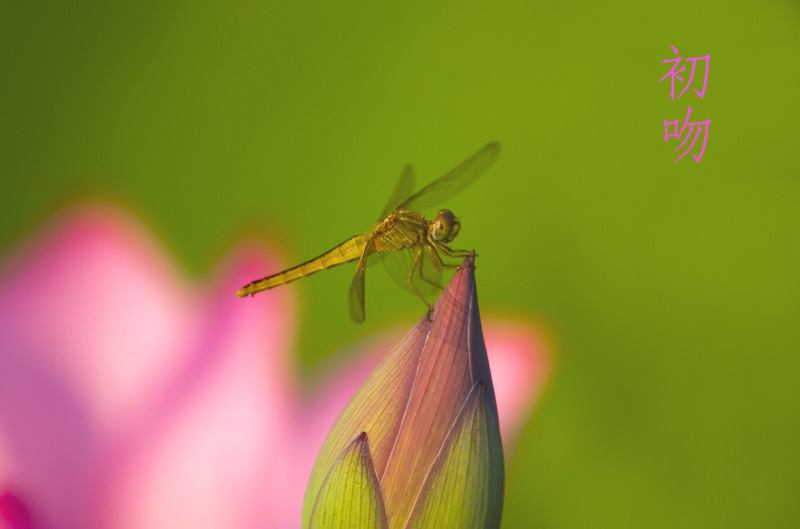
xmin=236 ymin=142 xmax=500 ymax=322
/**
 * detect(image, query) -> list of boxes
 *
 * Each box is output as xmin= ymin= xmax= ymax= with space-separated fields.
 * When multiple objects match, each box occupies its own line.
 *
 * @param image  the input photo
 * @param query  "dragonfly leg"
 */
xmin=428 ymin=245 xmax=444 ymax=272
xmin=419 ymin=246 xmax=444 ymax=290
xmin=408 ymin=247 xmax=432 ymax=309
xmin=428 ymin=240 xmax=474 ymax=270
xmin=429 ymin=237 xmax=474 ymax=259
xmin=442 ymin=246 xmax=473 ymax=258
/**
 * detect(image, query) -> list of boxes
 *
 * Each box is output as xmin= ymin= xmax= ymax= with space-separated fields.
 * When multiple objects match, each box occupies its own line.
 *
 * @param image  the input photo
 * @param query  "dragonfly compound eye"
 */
xmin=449 ymin=219 xmax=461 ymax=240
xmin=432 ymin=209 xmax=460 ymax=242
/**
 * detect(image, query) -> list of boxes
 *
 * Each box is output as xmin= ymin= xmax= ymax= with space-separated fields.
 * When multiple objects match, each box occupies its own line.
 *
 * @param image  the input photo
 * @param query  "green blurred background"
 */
xmin=2 ymin=1 xmax=799 ymax=527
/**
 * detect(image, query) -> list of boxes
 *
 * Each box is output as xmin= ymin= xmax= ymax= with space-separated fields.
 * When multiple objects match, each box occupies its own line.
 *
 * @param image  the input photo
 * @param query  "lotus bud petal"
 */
xmin=405 ymin=381 xmax=503 ymax=529
xmin=309 ymin=432 xmax=389 ymax=529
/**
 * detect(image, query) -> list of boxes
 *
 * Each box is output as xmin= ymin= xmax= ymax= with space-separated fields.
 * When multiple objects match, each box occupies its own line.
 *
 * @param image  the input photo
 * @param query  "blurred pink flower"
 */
xmin=0 ymin=204 xmax=549 ymax=529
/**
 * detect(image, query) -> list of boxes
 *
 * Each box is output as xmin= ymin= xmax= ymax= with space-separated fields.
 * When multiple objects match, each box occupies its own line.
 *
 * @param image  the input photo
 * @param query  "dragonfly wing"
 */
xmin=379 ymin=164 xmax=415 ymax=220
xmin=348 ymin=260 xmax=366 ymax=323
xmin=380 ymin=247 xmax=442 ymax=300
xmin=348 ymin=237 xmax=379 ymax=323
xmin=399 ymin=142 xmax=500 ymax=212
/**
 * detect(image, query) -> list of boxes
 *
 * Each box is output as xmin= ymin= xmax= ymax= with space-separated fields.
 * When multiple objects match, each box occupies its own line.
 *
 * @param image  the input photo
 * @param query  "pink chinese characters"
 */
xmin=659 ymin=45 xmax=711 ymax=163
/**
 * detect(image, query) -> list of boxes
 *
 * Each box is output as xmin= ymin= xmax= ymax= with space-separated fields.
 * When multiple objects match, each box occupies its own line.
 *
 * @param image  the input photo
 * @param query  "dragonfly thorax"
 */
xmin=429 ymin=209 xmax=461 ymax=243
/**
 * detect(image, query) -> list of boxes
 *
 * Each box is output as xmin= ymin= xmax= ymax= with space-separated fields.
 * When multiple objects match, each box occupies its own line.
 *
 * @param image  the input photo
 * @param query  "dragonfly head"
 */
xmin=430 ymin=209 xmax=461 ymax=243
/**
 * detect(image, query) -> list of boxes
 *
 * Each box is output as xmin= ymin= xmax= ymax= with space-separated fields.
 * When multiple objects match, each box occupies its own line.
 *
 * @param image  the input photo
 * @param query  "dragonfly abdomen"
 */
xmin=236 ymin=234 xmax=370 ymax=297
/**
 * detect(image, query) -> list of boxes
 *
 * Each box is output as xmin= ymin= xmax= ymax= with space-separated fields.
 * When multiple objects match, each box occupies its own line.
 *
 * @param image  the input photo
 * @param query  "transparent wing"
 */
xmin=348 ymin=261 xmax=366 ymax=323
xmin=398 ymin=142 xmax=500 ymax=212
xmin=348 ymin=239 xmax=380 ymax=323
xmin=379 ymin=164 xmax=415 ymax=220
xmin=380 ymin=248 xmax=442 ymax=301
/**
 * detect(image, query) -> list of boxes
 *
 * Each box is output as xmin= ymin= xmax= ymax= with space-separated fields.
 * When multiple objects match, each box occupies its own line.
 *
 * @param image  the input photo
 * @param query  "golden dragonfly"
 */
xmin=237 ymin=142 xmax=500 ymax=322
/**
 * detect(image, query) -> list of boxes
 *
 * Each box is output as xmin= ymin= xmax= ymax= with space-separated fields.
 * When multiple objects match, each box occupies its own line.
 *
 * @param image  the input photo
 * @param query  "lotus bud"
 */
xmin=303 ymin=254 xmax=504 ymax=529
